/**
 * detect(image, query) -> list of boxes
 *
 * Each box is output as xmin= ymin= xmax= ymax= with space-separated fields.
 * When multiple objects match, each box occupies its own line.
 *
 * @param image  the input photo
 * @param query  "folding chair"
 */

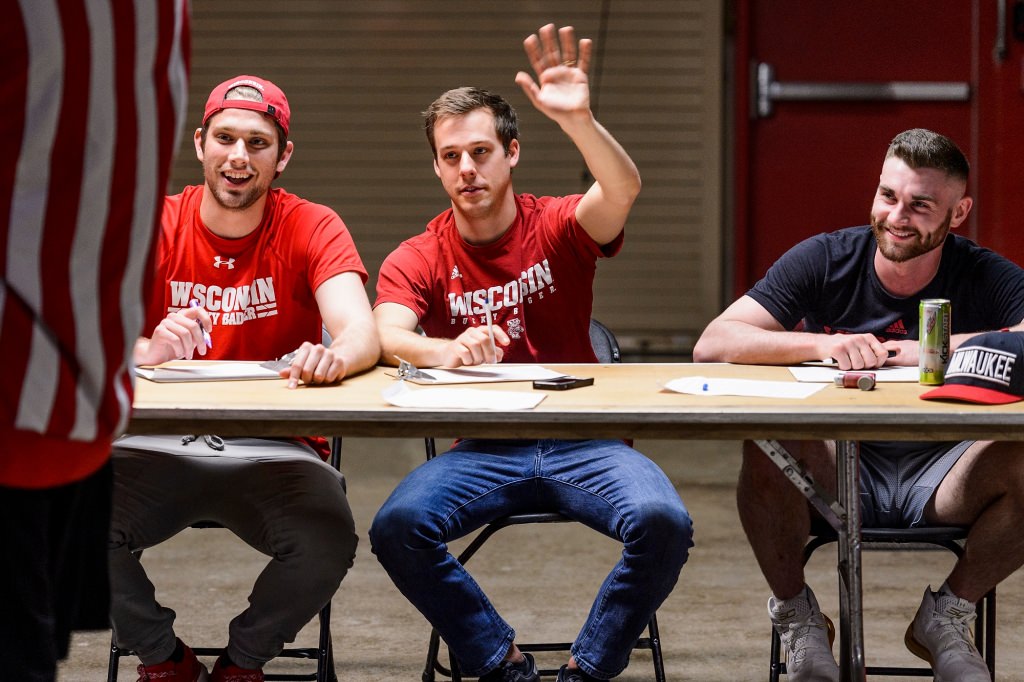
xmin=768 ymin=526 xmax=996 ymax=680
xmin=422 ymin=319 xmax=666 ymax=681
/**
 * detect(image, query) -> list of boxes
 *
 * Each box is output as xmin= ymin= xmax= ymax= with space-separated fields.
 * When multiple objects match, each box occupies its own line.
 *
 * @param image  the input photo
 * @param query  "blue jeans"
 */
xmin=369 ymin=439 xmax=693 ymax=679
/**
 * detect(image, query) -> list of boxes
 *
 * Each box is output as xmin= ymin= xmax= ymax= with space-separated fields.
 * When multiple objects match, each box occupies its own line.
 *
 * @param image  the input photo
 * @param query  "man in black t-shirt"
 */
xmin=694 ymin=128 xmax=1024 ymax=682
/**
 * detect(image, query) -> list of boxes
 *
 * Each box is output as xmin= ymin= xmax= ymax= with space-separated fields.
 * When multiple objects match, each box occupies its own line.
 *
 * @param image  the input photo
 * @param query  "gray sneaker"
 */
xmin=478 ymin=652 xmax=539 ymax=682
xmin=905 ymin=586 xmax=990 ymax=681
xmin=769 ymin=586 xmax=840 ymax=682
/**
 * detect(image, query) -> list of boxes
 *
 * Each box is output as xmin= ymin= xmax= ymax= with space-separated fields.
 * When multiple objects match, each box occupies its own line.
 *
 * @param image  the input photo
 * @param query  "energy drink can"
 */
xmin=919 ymin=299 xmax=951 ymax=385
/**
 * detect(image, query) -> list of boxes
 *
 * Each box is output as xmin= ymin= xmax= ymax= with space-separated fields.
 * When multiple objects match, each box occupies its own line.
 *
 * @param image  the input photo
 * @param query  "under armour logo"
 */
xmin=450 ymin=266 xmax=462 ymax=279
xmin=214 ymin=256 xmax=235 ymax=269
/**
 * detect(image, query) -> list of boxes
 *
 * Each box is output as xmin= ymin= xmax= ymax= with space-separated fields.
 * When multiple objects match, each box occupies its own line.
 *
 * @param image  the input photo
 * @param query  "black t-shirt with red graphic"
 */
xmin=747 ymin=226 xmax=1024 ymax=341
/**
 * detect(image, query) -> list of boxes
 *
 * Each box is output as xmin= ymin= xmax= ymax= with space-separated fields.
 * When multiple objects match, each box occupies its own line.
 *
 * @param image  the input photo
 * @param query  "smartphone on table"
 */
xmin=532 ymin=376 xmax=594 ymax=390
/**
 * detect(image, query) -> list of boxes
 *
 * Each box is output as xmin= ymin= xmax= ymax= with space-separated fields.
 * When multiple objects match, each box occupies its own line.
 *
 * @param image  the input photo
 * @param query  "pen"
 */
xmin=189 ymin=299 xmax=213 ymax=348
xmin=483 ymin=292 xmax=497 ymax=360
xmin=821 ymin=349 xmax=897 ymax=365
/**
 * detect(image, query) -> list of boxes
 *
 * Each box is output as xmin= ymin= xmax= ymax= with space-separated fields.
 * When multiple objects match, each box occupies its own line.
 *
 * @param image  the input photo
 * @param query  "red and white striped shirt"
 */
xmin=0 ymin=0 xmax=190 ymax=488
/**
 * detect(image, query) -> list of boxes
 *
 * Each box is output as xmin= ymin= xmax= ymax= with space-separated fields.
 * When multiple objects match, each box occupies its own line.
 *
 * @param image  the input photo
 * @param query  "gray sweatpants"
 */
xmin=108 ymin=435 xmax=357 ymax=669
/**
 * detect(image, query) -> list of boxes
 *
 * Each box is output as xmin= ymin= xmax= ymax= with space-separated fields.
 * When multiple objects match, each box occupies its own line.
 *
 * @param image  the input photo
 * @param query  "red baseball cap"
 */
xmin=203 ymin=75 xmax=290 ymax=136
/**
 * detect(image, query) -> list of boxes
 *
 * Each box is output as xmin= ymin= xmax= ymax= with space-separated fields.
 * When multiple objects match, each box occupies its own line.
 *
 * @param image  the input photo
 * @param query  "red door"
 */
xmin=733 ymin=0 xmax=1024 ymax=295
xmin=975 ymin=0 xmax=1024 ymax=259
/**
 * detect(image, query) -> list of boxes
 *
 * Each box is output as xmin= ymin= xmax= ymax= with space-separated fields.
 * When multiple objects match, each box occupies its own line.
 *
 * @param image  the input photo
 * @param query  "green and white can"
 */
xmin=919 ymin=298 xmax=951 ymax=385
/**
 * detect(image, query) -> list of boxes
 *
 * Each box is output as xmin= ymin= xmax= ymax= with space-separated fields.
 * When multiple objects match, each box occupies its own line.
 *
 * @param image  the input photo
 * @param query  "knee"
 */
xmin=740 ymin=440 xmax=780 ymax=486
xmin=998 ymin=463 xmax=1024 ymax=509
xmin=324 ymin=511 xmax=359 ymax=570
xmin=368 ymin=499 xmax=414 ymax=552
xmin=741 ymin=439 xmax=796 ymax=472
xmin=631 ymin=498 xmax=694 ymax=567
xmin=107 ymin=543 xmax=139 ymax=575
xmin=291 ymin=514 xmax=358 ymax=589
xmin=740 ymin=439 xmax=832 ymax=487
xmin=108 ymin=522 xmax=128 ymax=552
xmin=280 ymin=486 xmax=358 ymax=574
xmin=971 ymin=442 xmax=1024 ymax=500
xmin=999 ymin=442 xmax=1024 ymax=483
xmin=369 ymin=498 xmax=440 ymax=565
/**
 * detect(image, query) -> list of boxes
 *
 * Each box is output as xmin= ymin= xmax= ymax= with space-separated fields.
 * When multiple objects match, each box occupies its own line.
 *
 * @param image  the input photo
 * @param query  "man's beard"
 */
xmin=205 ymin=166 xmax=269 ymax=212
xmin=871 ymin=209 xmax=952 ymax=263
xmin=211 ymin=184 xmax=264 ymax=211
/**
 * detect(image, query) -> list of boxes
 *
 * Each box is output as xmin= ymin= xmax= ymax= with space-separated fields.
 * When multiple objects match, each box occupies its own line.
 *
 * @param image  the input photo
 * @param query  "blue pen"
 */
xmin=189 ymin=299 xmax=213 ymax=348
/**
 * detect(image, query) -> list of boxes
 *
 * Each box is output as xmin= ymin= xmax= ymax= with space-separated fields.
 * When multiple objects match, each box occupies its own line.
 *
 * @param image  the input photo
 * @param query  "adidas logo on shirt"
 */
xmin=885 ymin=319 xmax=908 ymax=335
xmin=450 ymin=266 xmax=461 ymax=279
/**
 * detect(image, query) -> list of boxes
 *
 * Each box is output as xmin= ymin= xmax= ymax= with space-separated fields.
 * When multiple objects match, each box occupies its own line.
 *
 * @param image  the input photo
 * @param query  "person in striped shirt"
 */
xmin=0 ymin=1 xmax=190 ymax=679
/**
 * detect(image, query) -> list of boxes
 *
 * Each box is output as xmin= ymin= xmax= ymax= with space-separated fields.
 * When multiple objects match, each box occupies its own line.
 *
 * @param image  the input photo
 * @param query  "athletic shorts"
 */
xmin=857 ymin=440 xmax=973 ymax=528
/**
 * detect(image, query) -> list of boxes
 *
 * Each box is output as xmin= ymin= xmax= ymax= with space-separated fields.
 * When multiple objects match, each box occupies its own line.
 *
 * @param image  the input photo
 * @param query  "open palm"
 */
xmin=515 ymin=24 xmax=592 ymax=123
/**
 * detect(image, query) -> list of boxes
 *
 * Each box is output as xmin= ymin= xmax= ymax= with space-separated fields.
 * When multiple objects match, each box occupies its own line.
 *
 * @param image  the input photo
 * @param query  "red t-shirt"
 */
xmin=150 ymin=185 xmax=367 ymax=458
xmin=375 ymin=194 xmax=622 ymax=363
xmin=151 ymin=185 xmax=367 ymax=358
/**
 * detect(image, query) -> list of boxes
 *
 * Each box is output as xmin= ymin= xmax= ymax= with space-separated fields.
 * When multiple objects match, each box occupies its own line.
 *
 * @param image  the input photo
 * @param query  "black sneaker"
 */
xmin=478 ymin=652 xmax=539 ymax=682
xmin=555 ymin=665 xmax=602 ymax=682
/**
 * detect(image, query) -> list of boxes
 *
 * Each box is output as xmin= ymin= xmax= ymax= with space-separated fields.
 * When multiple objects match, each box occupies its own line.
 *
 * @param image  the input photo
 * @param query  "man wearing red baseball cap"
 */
xmin=107 ymin=75 xmax=379 ymax=682
xmin=202 ymin=76 xmax=292 ymax=136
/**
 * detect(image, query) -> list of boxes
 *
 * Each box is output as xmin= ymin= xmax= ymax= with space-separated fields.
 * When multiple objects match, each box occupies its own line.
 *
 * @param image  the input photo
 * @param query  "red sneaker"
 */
xmin=210 ymin=656 xmax=264 ymax=682
xmin=136 ymin=640 xmax=209 ymax=681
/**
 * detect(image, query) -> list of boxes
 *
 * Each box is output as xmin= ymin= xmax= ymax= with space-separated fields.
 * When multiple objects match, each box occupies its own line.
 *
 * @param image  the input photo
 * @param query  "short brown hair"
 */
xmin=886 ymin=128 xmax=969 ymax=183
xmin=423 ymin=87 xmax=518 ymax=158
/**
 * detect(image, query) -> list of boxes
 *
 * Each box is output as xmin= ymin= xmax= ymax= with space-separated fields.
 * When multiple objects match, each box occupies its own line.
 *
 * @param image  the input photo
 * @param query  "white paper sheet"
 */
xmin=663 ymin=376 xmax=827 ymax=399
xmin=382 ymin=381 xmax=546 ymax=410
xmin=135 ymin=362 xmax=281 ymax=382
xmin=787 ymin=365 xmax=920 ymax=383
xmin=390 ymin=364 xmax=565 ymax=385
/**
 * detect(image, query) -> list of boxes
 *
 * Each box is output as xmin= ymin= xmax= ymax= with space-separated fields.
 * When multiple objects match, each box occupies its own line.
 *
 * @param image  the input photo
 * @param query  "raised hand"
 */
xmin=515 ymin=24 xmax=593 ymax=124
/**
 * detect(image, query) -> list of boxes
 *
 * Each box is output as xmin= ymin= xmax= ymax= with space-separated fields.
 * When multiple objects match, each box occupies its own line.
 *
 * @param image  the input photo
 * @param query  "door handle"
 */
xmin=755 ymin=62 xmax=971 ymax=118
xmin=995 ymin=0 xmax=1008 ymax=61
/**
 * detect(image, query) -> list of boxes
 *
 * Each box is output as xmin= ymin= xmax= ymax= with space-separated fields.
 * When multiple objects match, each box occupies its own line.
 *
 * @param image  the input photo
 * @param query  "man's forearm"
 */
xmin=378 ymin=326 xmax=448 ymax=368
xmin=694 ymin=322 xmax=824 ymax=365
xmin=334 ymin=318 xmax=381 ymax=375
xmin=561 ymin=113 xmax=640 ymax=206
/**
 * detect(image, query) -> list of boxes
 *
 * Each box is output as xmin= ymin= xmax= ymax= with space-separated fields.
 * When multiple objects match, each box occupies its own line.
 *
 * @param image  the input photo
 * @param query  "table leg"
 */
xmin=836 ymin=440 xmax=865 ymax=681
xmin=753 ymin=439 xmax=866 ymax=681
xmin=752 ymin=439 xmax=843 ymax=529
